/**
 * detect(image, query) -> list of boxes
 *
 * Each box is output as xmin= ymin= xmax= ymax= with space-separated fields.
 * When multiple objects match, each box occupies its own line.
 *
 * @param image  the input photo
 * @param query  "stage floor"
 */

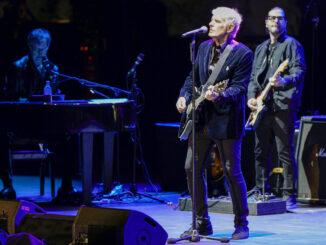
xmin=7 ymin=175 xmax=326 ymax=244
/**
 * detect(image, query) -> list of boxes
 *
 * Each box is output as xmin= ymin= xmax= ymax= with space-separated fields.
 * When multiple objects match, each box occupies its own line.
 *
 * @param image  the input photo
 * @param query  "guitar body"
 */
xmin=210 ymin=145 xmax=224 ymax=182
xmin=178 ymin=87 xmax=203 ymax=140
xmin=246 ymin=100 xmax=267 ymax=129
xmin=178 ymin=80 xmax=229 ymax=140
xmin=246 ymin=59 xmax=289 ymax=129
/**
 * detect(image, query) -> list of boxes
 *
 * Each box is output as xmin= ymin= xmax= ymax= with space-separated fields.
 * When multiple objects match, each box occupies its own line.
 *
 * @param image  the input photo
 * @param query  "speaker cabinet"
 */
xmin=296 ymin=116 xmax=326 ymax=203
xmin=0 ymin=200 xmax=45 ymax=234
xmin=72 ymin=206 xmax=168 ymax=245
xmin=17 ymin=213 xmax=75 ymax=245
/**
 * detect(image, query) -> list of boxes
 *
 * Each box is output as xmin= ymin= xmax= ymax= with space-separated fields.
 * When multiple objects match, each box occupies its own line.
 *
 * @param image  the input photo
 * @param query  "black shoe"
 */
xmin=232 ymin=224 xmax=249 ymax=240
xmin=180 ymin=218 xmax=213 ymax=238
xmin=0 ymin=186 xmax=16 ymax=200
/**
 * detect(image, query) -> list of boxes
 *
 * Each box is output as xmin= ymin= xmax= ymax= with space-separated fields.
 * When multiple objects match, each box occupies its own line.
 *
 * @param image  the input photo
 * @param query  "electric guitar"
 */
xmin=178 ymin=79 xmax=229 ymax=140
xmin=245 ymin=59 xmax=289 ymax=129
xmin=210 ymin=145 xmax=224 ymax=182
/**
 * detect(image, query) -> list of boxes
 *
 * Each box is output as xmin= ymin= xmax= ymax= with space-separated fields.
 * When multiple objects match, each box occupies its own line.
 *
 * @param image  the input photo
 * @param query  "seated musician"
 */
xmin=0 ymin=28 xmax=77 ymax=203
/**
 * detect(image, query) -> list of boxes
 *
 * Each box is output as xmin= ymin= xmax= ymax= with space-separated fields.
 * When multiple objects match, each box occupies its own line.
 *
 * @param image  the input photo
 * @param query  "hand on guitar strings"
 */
xmin=176 ymin=97 xmax=187 ymax=113
xmin=205 ymin=85 xmax=220 ymax=101
xmin=269 ymin=75 xmax=287 ymax=87
xmin=247 ymin=98 xmax=258 ymax=111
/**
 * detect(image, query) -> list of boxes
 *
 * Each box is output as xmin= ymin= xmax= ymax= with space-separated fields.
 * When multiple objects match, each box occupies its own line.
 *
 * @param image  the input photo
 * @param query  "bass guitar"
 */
xmin=178 ymin=79 xmax=229 ymax=140
xmin=245 ymin=59 xmax=289 ymax=129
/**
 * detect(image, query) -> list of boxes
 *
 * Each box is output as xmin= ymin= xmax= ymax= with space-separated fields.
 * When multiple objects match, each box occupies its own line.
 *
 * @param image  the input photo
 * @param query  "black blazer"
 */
xmin=179 ymin=39 xmax=253 ymax=139
xmin=5 ymin=55 xmax=59 ymax=100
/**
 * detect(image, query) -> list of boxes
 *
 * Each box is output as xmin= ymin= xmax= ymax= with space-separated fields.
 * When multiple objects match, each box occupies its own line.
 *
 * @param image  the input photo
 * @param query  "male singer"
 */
xmin=176 ymin=7 xmax=253 ymax=240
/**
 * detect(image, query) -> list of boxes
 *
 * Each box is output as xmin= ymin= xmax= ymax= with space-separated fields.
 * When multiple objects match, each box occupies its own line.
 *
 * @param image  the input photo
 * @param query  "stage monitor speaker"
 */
xmin=72 ymin=206 xmax=168 ymax=245
xmin=296 ymin=116 xmax=326 ymax=203
xmin=16 ymin=213 xmax=75 ymax=245
xmin=0 ymin=200 xmax=45 ymax=234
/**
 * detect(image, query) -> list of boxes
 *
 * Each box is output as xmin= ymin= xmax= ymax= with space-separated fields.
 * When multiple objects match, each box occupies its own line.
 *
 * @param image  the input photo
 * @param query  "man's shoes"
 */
xmin=247 ymin=186 xmax=272 ymax=201
xmin=283 ymin=195 xmax=297 ymax=210
xmin=247 ymin=186 xmax=261 ymax=198
xmin=0 ymin=186 xmax=16 ymax=200
xmin=232 ymin=224 xmax=249 ymax=240
xmin=180 ymin=218 xmax=213 ymax=238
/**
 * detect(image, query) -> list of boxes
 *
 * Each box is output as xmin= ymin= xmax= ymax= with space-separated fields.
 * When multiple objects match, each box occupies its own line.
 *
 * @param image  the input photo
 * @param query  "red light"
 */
xmin=80 ymin=46 xmax=84 ymax=51
xmin=88 ymin=56 xmax=93 ymax=61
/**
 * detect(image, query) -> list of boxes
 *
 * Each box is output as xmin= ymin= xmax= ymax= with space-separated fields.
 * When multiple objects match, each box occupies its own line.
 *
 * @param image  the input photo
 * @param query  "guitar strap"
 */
xmin=203 ymin=41 xmax=237 ymax=91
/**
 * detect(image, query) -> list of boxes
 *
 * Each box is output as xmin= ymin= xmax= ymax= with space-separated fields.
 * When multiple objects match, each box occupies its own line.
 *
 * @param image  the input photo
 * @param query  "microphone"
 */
xmin=128 ymin=53 xmax=145 ymax=75
xmin=182 ymin=26 xmax=208 ymax=38
xmin=42 ymin=57 xmax=53 ymax=71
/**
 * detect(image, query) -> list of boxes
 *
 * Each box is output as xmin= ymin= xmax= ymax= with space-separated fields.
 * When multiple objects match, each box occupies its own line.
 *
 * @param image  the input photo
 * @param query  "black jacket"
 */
xmin=179 ymin=39 xmax=253 ymax=139
xmin=247 ymin=34 xmax=306 ymax=111
xmin=5 ymin=54 xmax=58 ymax=100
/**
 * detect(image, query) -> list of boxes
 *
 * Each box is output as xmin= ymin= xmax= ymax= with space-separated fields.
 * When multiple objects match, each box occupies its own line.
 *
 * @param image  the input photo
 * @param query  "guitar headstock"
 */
xmin=214 ymin=79 xmax=229 ymax=92
xmin=277 ymin=59 xmax=289 ymax=73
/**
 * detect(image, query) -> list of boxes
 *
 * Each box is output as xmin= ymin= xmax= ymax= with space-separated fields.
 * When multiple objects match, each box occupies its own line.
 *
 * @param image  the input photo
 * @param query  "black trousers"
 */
xmin=184 ymin=128 xmax=249 ymax=226
xmin=254 ymin=109 xmax=297 ymax=195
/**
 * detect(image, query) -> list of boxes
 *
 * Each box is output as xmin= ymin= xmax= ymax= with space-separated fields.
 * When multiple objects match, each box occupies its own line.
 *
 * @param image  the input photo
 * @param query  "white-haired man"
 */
xmin=176 ymin=7 xmax=253 ymax=240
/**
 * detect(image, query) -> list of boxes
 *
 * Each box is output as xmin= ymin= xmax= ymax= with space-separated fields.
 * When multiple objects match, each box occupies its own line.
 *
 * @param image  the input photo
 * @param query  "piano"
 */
xmin=0 ymin=99 xmax=136 ymax=204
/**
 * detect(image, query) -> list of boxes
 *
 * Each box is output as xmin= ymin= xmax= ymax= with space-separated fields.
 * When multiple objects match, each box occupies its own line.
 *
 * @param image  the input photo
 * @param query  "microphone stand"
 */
xmin=167 ymin=35 xmax=229 ymax=244
xmin=47 ymin=68 xmax=131 ymax=98
xmin=302 ymin=0 xmax=319 ymax=114
xmin=309 ymin=1 xmax=319 ymax=114
xmin=47 ymin=65 xmax=166 ymax=203
xmin=124 ymin=61 xmax=166 ymax=204
xmin=45 ymin=68 xmax=132 ymax=203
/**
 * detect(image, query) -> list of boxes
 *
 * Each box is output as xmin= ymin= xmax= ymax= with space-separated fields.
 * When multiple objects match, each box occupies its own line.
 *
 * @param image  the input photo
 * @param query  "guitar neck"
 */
xmin=260 ymin=82 xmax=273 ymax=101
xmin=195 ymin=94 xmax=205 ymax=109
xmin=259 ymin=67 xmax=282 ymax=101
xmin=195 ymin=79 xmax=228 ymax=109
xmin=195 ymin=83 xmax=219 ymax=108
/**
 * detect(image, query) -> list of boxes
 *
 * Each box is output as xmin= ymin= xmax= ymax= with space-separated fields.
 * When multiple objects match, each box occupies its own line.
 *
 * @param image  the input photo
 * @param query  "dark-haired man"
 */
xmin=247 ymin=7 xmax=306 ymax=210
xmin=0 ymin=29 xmax=75 ymax=202
xmin=9 ymin=28 xmax=58 ymax=99
xmin=0 ymin=28 xmax=57 ymax=199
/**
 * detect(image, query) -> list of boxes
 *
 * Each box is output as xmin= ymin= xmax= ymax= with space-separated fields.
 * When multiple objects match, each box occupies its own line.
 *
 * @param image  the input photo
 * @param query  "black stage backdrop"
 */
xmin=0 ymin=0 xmax=325 ymax=185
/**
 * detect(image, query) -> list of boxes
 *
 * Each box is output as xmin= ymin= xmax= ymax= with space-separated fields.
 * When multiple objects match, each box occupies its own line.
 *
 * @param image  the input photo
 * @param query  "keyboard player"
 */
xmin=0 ymin=28 xmax=76 ymax=202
